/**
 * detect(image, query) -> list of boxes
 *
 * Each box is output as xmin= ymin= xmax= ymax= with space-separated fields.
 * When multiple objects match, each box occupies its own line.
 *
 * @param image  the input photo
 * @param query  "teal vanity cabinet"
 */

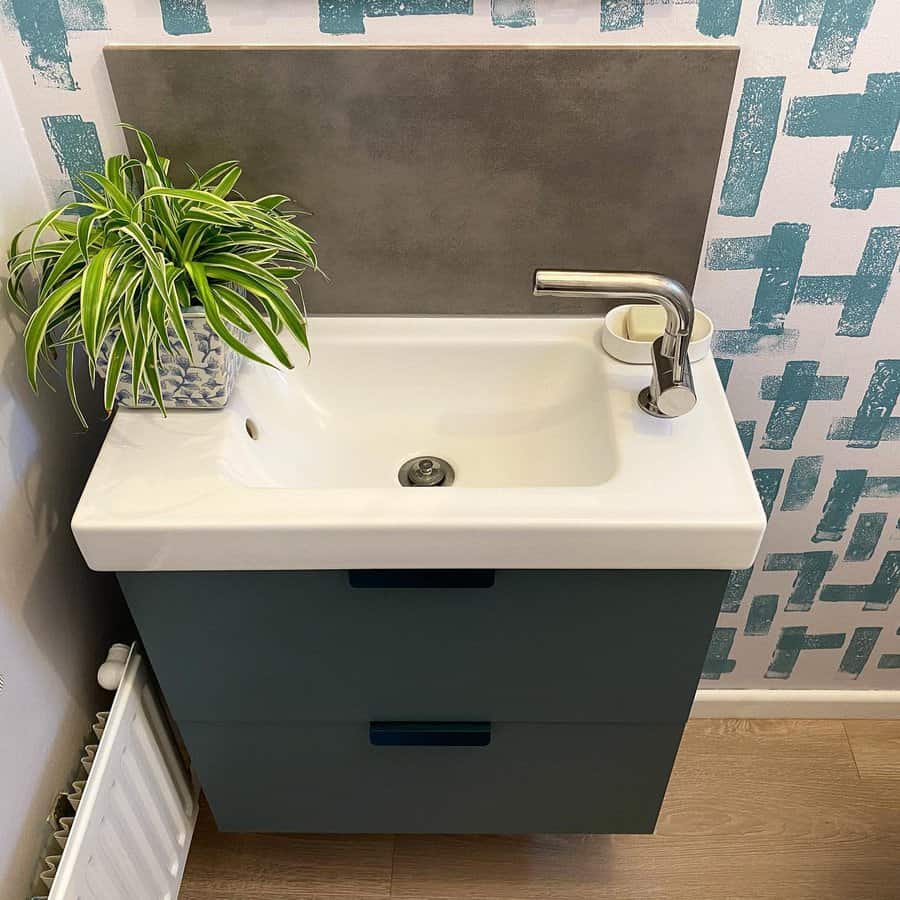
xmin=119 ymin=569 xmax=726 ymax=834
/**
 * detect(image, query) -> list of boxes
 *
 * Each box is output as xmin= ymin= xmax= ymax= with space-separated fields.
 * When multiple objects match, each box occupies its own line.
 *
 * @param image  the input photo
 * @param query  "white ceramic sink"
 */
xmin=72 ymin=316 xmax=765 ymax=571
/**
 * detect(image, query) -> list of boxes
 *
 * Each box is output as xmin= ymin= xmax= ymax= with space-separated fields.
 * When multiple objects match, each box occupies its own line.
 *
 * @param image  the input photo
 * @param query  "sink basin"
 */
xmin=232 ymin=318 xmax=617 ymax=490
xmin=72 ymin=316 xmax=765 ymax=571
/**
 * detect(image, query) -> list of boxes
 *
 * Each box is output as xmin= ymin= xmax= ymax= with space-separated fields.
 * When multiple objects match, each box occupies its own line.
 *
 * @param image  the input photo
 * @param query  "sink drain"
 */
xmin=399 ymin=456 xmax=455 ymax=487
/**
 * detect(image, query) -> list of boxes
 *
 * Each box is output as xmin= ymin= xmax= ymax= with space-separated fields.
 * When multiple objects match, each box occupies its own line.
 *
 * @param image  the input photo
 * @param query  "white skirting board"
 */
xmin=691 ymin=689 xmax=900 ymax=719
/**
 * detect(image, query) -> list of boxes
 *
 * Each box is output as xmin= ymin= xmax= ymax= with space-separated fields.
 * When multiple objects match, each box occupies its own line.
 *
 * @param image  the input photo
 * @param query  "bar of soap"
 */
xmin=626 ymin=305 xmax=668 ymax=342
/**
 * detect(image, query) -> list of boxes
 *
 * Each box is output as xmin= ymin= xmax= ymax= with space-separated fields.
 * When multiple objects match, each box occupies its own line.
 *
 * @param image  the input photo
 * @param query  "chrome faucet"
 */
xmin=533 ymin=270 xmax=697 ymax=418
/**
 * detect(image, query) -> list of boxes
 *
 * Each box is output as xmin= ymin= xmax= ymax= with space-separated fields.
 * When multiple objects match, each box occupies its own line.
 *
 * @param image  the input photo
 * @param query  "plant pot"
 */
xmin=98 ymin=308 xmax=244 ymax=409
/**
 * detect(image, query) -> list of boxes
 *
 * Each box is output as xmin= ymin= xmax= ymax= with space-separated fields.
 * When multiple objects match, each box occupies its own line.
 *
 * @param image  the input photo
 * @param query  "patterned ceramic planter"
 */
xmin=98 ymin=308 xmax=244 ymax=409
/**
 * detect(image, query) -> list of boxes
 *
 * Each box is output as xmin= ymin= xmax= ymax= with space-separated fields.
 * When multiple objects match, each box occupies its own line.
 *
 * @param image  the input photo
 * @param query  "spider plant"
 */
xmin=6 ymin=124 xmax=316 ymax=426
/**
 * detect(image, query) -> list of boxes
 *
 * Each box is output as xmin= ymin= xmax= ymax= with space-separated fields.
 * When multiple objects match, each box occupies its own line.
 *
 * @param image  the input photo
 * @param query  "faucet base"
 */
xmin=637 ymin=387 xmax=668 ymax=418
xmin=637 ymin=386 xmax=696 ymax=419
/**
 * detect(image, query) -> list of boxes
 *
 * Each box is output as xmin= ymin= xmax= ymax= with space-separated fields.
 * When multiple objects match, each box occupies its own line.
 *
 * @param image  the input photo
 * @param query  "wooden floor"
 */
xmin=179 ymin=719 xmax=900 ymax=900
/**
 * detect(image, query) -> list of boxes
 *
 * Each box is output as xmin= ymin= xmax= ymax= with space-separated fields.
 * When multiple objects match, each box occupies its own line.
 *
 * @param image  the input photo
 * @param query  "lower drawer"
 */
xmin=183 ymin=721 xmax=683 ymax=834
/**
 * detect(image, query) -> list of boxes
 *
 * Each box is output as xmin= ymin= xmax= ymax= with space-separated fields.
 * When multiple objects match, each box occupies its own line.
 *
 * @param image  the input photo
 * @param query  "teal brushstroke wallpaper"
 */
xmin=0 ymin=0 xmax=897 ymax=687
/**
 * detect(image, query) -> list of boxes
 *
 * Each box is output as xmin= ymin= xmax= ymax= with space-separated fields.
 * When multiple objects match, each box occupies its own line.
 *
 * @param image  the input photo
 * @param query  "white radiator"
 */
xmin=37 ymin=645 xmax=199 ymax=900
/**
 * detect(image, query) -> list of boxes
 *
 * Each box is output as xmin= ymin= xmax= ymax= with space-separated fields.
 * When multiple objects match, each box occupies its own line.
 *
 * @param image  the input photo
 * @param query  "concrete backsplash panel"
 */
xmin=104 ymin=46 xmax=737 ymax=315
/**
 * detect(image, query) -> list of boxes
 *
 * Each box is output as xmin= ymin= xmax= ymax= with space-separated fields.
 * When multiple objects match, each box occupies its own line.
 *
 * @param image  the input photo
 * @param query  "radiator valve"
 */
xmin=97 ymin=643 xmax=130 ymax=690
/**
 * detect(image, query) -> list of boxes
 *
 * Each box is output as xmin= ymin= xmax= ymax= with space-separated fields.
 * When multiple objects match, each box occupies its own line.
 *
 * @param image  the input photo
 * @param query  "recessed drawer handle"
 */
xmin=369 ymin=722 xmax=492 ymax=747
xmin=349 ymin=570 xmax=495 ymax=589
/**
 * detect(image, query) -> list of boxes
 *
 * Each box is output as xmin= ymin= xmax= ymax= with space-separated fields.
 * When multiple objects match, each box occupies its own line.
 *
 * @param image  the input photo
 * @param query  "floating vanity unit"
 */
xmin=72 ymin=44 xmax=764 ymax=834
xmin=73 ymin=316 xmax=765 ymax=833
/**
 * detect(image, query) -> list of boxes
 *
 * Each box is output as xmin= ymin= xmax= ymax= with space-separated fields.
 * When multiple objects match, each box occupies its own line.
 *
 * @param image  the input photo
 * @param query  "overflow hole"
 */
xmin=245 ymin=418 xmax=260 ymax=440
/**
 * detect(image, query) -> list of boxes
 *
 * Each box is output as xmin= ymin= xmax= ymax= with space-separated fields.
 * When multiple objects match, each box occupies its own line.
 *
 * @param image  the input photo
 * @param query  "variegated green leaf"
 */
xmin=80 ymin=246 xmax=118 ymax=360
xmin=103 ymin=331 xmax=128 ymax=412
xmin=65 ymin=343 xmax=88 ymax=430
xmin=23 ymin=276 xmax=81 ymax=390
xmin=214 ymin=284 xmax=292 ymax=368
xmin=184 ymin=262 xmax=273 ymax=367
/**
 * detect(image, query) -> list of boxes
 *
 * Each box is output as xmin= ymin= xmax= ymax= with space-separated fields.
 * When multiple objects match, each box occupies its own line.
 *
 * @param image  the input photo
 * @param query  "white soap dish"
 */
xmin=601 ymin=304 xmax=713 ymax=365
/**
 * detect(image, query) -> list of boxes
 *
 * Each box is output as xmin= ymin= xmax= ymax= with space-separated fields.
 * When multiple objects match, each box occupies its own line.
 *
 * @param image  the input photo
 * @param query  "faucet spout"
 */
xmin=533 ymin=269 xmax=697 ymax=418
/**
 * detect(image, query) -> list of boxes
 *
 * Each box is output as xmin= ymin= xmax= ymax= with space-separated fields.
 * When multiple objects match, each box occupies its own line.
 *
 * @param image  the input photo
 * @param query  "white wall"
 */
xmin=0 ymin=60 xmax=125 ymax=900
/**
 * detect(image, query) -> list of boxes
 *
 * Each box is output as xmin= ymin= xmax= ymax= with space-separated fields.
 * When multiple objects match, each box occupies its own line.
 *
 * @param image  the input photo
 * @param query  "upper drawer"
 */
xmin=121 ymin=569 xmax=725 ymax=725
